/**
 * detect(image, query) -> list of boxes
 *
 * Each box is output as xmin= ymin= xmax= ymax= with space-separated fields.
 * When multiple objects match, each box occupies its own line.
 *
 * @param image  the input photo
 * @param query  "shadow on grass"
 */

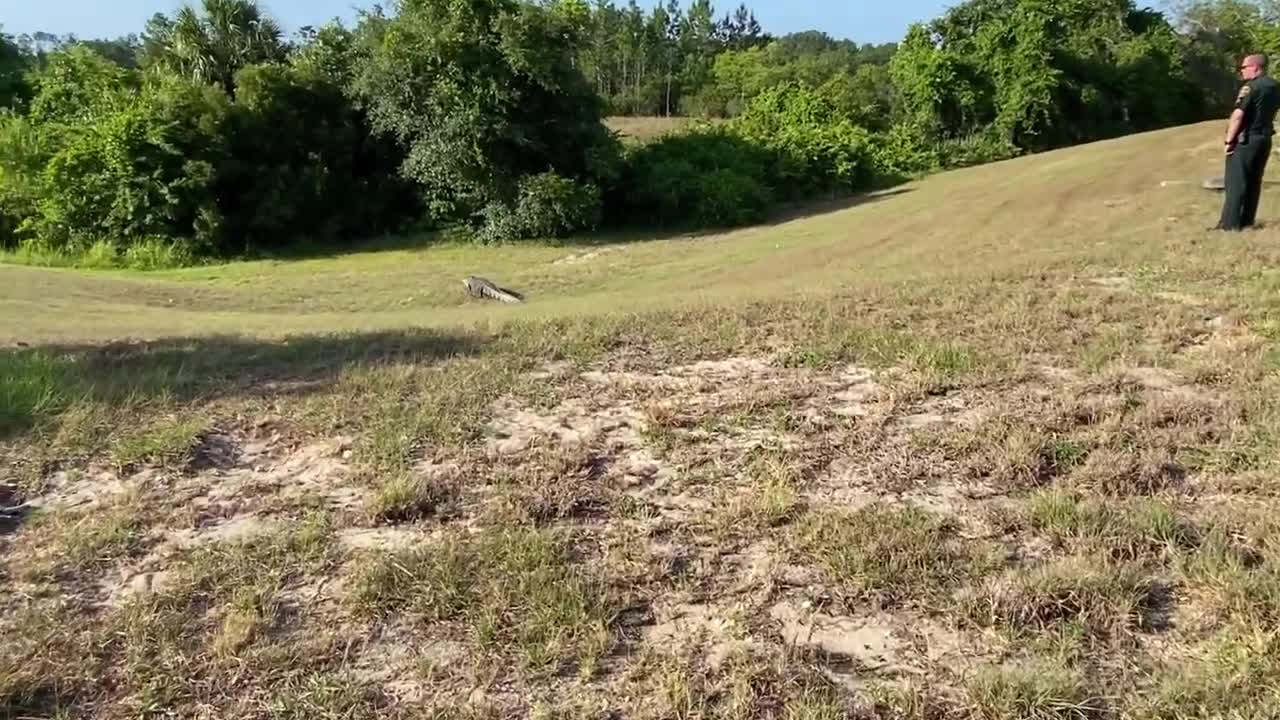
xmin=233 ymin=185 xmax=918 ymax=263
xmin=572 ymin=186 xmax=917 ymax=247
xmin=0 ymin=327 xmax=484 ymax=439
xmin=763 ymin=187 xmax=915 ymax=226
xmin=0 ymin=483 xmax=25 ymax=535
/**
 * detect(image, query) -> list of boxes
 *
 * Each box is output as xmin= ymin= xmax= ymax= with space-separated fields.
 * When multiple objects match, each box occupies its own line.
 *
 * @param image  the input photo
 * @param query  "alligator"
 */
xmin=463 ymin=276 xmax=524 ymax=303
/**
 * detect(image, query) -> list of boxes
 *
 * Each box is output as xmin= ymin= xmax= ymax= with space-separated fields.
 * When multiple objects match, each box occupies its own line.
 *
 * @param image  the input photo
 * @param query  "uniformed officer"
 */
xmin=1216 ymin=53 xmax=1280 ymax=231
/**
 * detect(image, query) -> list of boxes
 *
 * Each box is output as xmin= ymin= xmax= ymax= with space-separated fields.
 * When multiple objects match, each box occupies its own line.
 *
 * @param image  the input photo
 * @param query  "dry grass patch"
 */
xmin=0 ymin=599 xmax=104 ymax=717
xmin=10 ymin=490 xmax=152 ymax=583
xmin=625 ymin=646 xmax=849 ymax=720
xmin=1025 ymin=489 xmax=1198 ymax=562
xmin=605 ymin=115 xmax=701 ymax=143
xmin=964 ymin=554 xmax=1162 ymax=640
xmin=1180 ymin=519 xmax=1280 ymax=630
xmin=1068 ymin=446 xmax=1187 ymax=496
xmin=365 ymin=470 xmax=459 ymax=524
xmin=485 ymin=445 xmax=611 ymax=526
xmin=958 ymin=419 xmax=1085 ymax=491
xmin=105 ymin=513 xmax=345 ymax=711
xmin=1131 ymin=630 xmax=1280 ymax=720
xmin=722 ymin=452 xmax=805 ymax=533
xmin=794 ymin=504 xmax=997 ymax=610
xmin=965 ymin=663 xmax=1105 ymax=720
xmin=349 ymin=527 xmax=615 ymax=675
xmin=1 ymin=513 xmax=352 ymax=717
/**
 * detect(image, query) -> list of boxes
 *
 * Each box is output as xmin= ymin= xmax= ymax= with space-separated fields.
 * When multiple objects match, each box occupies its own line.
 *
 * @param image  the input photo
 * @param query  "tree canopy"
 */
xmin=0 ymin=0 xmax=1268 ymax=264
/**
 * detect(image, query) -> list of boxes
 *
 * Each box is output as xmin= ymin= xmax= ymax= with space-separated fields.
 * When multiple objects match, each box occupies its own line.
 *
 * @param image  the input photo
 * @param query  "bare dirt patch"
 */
xmin=553 ymin=247 xmax=619 ymax=266
xmin=8 ymin=334 xmax=1279 ymax=719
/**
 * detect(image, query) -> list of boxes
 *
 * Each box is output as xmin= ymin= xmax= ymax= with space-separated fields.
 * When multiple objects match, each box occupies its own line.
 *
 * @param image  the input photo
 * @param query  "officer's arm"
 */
xmin=1227 ymin=84 xmax=1253 ymax=146
xmin=1226 ymin=107 xmax=1246 ymax=146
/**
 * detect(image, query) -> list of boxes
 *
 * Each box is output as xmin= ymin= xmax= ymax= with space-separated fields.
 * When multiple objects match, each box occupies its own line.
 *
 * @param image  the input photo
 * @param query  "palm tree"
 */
xmin=141 ymin=0 xmax=286 ymax=95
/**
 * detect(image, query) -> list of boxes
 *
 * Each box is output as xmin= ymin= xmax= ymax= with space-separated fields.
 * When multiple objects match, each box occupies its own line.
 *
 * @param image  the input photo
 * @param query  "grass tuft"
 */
xmin=1026 ymin=488 xmax=1198 ymax=562
xmin=111 ymin=417 xmax=208 ymax=470
xmin=782 ymin=328 xmax=980 ymax=389
xmin=366 ymin=471 xmax=458 ymax=523
xmin=487 ymin=446 xmax=610 ymax=526
xmin=724 ymin=452 xmax=803 ymax=531
xmin=1181 ymin=521 xmax=1280 ymax=628
xmin=1071 ymin=447 xmax=1186 ymax=496
xmin=349 ymin=527 xmax=615 ymax=673
xmin=794 ymin=503 xmax=996 ymax=608
xmin=1132 ymin=630 xmax=1280 ymax=720
xmin=0 ymin=351 xmax=73 ymax=437
xmin=966 ymin=664 xmax=1105 ymax=720
xmin=966 ymin=422 xmax=1079 ymax=490
xmin=965 ymin=555 xmax=1161 ymax=639
xmin=14 ymin=492 xmax=151 ymax=582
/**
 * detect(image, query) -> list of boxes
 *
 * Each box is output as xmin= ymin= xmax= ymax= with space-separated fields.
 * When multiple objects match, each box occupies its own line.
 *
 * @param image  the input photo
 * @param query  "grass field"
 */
xmin=606 ymin=115 xmax=704 ymax=142
xmin=5 ymin=119 xmax=1280 ymax=718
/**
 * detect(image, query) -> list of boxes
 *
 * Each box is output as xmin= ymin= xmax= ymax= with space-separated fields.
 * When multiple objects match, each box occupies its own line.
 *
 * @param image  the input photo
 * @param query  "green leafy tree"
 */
xmin=352 ymin=0 xmax=619 ymax=238
xmin=215 ymin=61 xmax=418 ymax=251
xmin=0 ymin=29 xmax=32 ymax=110
xmin=27 ymin=46 xmax=137 ymax=126
xmin=1171 ymin=0 xmax=1280 ymax=109
xmin=30 ymin=74 xmax=228 ymax=250
xmin=77 ymin=35 xmax=144 ymax=69
xmin=702 ymin=32 xmax=897 ymax=119
xmin=891 ymin=0 xmax=1207 ymax=152
xmin=732 ymin=83 xmax=877 ymax=195
xmin=1 ymin=47 xmax=138 ymax=246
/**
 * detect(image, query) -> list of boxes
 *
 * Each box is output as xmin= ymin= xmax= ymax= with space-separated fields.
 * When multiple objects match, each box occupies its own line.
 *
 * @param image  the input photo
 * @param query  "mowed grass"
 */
xmin=605 ymin=114 xmax=705 ymax=142
xmin=5 ymin=120 xmax=1280 ymax=718
xmin=2 ymin=120 xmax=1268 ymax=347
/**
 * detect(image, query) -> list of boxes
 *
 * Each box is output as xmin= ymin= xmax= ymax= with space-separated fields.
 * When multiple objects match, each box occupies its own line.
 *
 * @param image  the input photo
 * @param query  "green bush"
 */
xmin=937 ymin=131 xmax=1020 ymax=169
xmin=478 ymin=172 xmax=602 ymax=242
xmin=0 ymin=116 xmax=40 ymax=246
xmin=30 ymin=76 xmax=227 ymax=252
xmin=514 ymin=173 xmax=602 ymax=238
xmin=214 ymin=62 xmax=417 ymax=254
xmin=0 ymin=104 xmax=64 ymax=247
xmin=5 ymin=45 xmax=416 ymax=262
xmin=616 ymin=125 xmax=776 ymax=229
xmin=732 ymin=83 xmax=878 ymax=197
xmin=869 ymin=123 xmax=940 ymax=180
xmin=351 ymin=0 xmax=617 ymax=225
xmin=689 ymin=168 xmax=772 ymax=227
xmin=26 ymin=47 xmax=136 ymax=126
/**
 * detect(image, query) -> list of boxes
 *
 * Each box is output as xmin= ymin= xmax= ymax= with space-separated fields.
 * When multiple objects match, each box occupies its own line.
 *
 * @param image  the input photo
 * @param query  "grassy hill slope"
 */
xmin=3 ymin=120 xmax=1270 ymax=345
xmin=5 ymin=120 xmax=1280 ymax=719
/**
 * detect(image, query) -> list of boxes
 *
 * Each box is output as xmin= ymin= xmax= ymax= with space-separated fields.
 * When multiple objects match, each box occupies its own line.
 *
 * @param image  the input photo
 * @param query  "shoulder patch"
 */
xmin=1239 ymin=84 xmax=1252 ymax=101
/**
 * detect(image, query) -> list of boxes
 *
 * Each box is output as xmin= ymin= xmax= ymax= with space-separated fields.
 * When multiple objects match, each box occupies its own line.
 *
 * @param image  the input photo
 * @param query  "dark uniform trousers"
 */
xmin=1219 ymin=133 xmax=1273 ymax=230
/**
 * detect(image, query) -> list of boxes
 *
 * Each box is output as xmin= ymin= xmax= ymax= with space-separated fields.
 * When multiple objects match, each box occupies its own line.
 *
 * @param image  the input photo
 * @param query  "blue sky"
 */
xmin=4 ymin=0 xmax=960 ymax=45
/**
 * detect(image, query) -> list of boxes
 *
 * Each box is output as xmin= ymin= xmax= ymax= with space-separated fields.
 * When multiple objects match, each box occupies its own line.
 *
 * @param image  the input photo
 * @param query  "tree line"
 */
xmin=0 ymin=0 xmax=1272 ymax=267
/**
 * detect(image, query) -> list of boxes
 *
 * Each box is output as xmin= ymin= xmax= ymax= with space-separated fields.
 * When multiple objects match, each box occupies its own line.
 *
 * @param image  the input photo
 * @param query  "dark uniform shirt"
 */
xmin=1235 ymin=74 xmax=1280 ymax=140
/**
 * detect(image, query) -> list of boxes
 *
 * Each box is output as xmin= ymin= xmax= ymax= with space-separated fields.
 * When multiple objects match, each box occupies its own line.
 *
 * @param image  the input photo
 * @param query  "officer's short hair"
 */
xmin=1247 ymin=53 xmax=1268 ymax=70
